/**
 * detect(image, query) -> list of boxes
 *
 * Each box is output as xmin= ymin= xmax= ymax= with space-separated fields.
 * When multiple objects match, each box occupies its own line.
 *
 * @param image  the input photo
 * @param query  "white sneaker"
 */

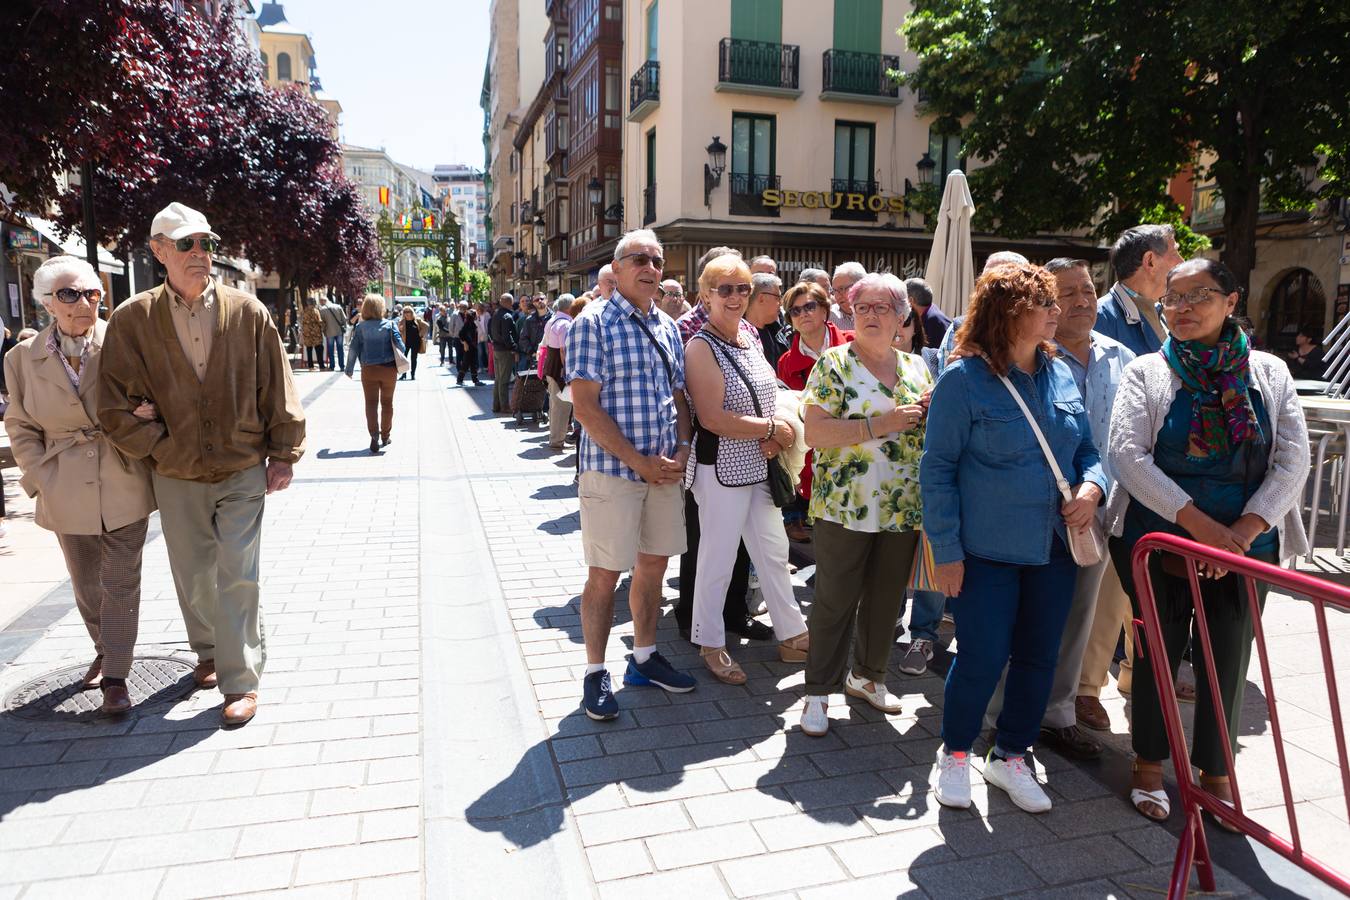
xmin=844 ymin=671 xmax=903 ymax=714
xmin=800 ymin=696 xmax=829 ymax=736
xmin=898 ymin=639 xmax=934 ymax=676
xmin=984 ymin=750 xmax=1052 ymax=813
xmin=933 ymin=747 xmax=971 ymax=809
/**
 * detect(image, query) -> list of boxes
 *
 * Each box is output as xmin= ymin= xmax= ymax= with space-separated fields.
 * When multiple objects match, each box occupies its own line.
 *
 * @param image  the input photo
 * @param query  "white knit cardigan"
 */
xmin=1105 ymin=351 xmax=1311 ymax=562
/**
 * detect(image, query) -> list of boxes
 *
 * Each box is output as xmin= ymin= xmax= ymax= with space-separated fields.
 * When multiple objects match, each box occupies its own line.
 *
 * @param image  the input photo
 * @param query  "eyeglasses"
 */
xmin=662 ymin=289 xmax=684 ymax=298
xmin=47 ymin=287 xmax=103 ymax=305
xmin=162 ymin=236 xmax=219 ymax=253
xmin=1159 ymin=287 xmax=1227 ymax=310
xmin=788 ymin=300 xmax=820 ymax=317
xmin=853 ymin=301 xmax=898 ymax=317
xmin=713 ymin=283 xmax=753 ymax=298
xmin=616 ymin=251 xmax=664 ymax=270
xmin=1029 ymin=295 xmax=1059 ymax=309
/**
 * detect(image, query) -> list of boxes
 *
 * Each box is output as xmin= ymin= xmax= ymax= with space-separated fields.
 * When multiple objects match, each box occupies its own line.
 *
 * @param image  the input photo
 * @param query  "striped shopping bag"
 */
xmin=909 ymin=530 xmax=939 ymax=593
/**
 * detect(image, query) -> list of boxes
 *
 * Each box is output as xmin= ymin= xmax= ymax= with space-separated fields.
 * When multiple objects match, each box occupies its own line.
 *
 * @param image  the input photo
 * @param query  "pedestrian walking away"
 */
xmin=319 ymin=294 xmax=347 ymax=372
xmin=300 ymin=298 xmax=325 ymax=370
xmin=346 ymin=293 xmax=407 ymax=452
xmin=457 ymin=309 xmax=482 ymax=385
xmin=565 ymin=228 xmax=698 ymax=720
xmin=99 ymin=202 xmax=306 ymax=727
xmin=5 ymin=255 xmax=158 ymax=715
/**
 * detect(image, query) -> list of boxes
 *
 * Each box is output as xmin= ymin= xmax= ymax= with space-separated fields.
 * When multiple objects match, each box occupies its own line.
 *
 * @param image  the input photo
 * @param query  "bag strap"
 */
xmin=703 ymin=331 xmax=765 ymax=418
xmin=628 ymin=311 xmax=675 ymax=387
xmin=994 ymin=366 xmax=1074 ymax=504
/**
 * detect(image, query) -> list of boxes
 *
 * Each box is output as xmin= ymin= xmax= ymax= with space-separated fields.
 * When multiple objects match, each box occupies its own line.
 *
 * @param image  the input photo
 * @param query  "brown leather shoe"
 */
xmin=221 ymin=692 xmax=258 ymax=726
xmin=100 ymin=683 xmax=132 ymax=716
xmin=1075 ymin=695 xmax=1111 ymax=731
xmin=82 ymin=655 xmax=104 ymax=688
xmin=785 ymin=521 xmax=812 ymax=543
xmin=193 ymin=659 xmax=218 ymax=690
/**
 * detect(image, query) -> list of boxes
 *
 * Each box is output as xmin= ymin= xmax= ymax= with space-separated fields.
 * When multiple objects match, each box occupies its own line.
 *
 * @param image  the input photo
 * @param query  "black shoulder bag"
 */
xmin=706 ymin=334 xmax=795 ymax=507
xmin=627 ymin=311 xmax=675 ymax=386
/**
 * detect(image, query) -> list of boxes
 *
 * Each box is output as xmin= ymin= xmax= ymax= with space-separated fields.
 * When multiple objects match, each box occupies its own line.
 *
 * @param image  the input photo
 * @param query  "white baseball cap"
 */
xmin=150 ymin=202 xmax=221 ymax=241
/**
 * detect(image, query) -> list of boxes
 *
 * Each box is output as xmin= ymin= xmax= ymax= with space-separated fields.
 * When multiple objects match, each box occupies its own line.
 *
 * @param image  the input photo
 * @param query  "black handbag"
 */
xmin=707 ymin=335 xmax=795 ymax=508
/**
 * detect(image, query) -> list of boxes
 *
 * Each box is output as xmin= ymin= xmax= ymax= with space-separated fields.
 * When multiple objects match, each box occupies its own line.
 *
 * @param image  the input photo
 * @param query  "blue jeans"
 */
xmin=326 ymin=335 xmax=345 ymax=372
xmin=941 ymin=536 xmax=1076 ymax=755
xmin=906 ymin=590 xmax=945 ymax=643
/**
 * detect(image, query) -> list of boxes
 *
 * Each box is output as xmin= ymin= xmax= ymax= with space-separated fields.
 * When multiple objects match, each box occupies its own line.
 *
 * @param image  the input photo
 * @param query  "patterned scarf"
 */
xmin=1161 ymin=321 xmax=1260 ymax=460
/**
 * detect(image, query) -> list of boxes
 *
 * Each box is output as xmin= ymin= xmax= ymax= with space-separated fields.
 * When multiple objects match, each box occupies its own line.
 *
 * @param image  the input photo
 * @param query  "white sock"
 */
xmin=585 ymin=663 xmax=605 ymax=675
xmin=632 ymin=645 xmax=655 ymax=665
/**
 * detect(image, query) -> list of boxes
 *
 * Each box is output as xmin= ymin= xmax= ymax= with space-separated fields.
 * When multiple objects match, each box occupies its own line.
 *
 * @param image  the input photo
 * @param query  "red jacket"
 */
xmin=775 ymin=323 xmax=853 ymax=500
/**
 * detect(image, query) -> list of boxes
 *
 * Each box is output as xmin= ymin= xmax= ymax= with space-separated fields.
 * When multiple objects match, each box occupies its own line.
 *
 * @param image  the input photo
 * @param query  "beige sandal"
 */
xmin=701 ymin=647 xmax=747 ymax=685
xmin=778 ymin=632 xmax=809 ymax=663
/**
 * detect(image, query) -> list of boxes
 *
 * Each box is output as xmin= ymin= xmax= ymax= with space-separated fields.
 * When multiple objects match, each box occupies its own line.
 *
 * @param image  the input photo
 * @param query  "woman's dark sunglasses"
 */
xmin=788 ymin=300 xmax=821 ymax=317
xmin=164 ymin=236 xmax=219 ymax=253
xmin=49 ymin=288 xmax=104 ymax=305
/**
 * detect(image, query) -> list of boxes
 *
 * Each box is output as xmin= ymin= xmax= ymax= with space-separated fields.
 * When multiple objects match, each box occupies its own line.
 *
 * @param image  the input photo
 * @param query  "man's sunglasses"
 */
xmin=47 ymin=287 xmax=104 ymax=305
xmin=161 ymin=236 xmax=219 ymax=253
xmin=788 ymin=300 xmax=821 ymax=317
xmin=616 ymin=251 xmax=665 ymax=270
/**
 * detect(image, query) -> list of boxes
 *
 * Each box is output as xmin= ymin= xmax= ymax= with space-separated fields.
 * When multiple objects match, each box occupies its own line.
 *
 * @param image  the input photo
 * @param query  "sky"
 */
xmin=270 ymin=0 xmax=490 ymax=173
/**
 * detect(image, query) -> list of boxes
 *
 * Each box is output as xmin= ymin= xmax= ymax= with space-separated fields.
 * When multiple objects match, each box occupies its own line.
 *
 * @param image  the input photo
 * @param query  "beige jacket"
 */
xmin=3 ymin=320 xmax=156 ymax=534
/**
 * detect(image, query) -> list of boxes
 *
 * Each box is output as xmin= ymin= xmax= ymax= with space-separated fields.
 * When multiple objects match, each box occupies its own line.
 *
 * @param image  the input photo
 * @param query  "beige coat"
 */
xmin=3 ymin=320 xmax=156 ymax=534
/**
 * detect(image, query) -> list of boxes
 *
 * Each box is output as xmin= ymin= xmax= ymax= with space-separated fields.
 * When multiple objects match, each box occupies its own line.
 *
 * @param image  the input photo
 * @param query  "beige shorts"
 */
xmin=579 ymin=470 xmax=686 ymax=571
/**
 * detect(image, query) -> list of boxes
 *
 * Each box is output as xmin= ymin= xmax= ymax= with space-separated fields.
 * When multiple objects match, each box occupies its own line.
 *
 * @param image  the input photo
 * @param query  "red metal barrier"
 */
xmin=1130 ymin=533 xmax=1350 ymax=899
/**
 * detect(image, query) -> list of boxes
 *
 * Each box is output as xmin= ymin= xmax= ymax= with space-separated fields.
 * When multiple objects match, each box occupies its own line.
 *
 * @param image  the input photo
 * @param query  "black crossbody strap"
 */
xmin=629 ymin=312 xmax=675 ymax=386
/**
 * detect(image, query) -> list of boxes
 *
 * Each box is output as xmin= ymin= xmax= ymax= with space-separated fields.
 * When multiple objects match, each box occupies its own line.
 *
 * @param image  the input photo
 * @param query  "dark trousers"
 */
xmin=457 ymin=344 xmax=479 ymax=383
xmin=675 ymin=490 xmax=751 ymax=632
xmin=326 ymin=335 xmax=345 ymax=372
xmin=492 ymin=348 xmax=514 ymax=410
xmin=1111 ymin=536 xmax=1274 ymax=775
xmin=805 ymin=521 xmax=918 ymax=695
xmin=305 ymin=344 xmax=323 ymax=369
xmin=942 ymin=537 xmax=1077 ymax=755
xmin=439 ymin=335 xmax=453 ymax=365
xmin=404 ymin=344 xmax=419 ymax=379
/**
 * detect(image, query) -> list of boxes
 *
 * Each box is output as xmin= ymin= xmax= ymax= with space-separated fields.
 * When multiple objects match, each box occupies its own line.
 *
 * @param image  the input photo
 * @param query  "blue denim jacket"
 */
xmin=345 ymin=319 xmax=405 ymax=375
xmin=920 ymin=351 xmax=1108 ymax=566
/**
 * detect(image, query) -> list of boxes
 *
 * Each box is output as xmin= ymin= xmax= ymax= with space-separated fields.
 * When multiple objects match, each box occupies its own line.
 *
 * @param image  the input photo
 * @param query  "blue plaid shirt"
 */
xmin=566 ymin=291 xmax=685 ymax=481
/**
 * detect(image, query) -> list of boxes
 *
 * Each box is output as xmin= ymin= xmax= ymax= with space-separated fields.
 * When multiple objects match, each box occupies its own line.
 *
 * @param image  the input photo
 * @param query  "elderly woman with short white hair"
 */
xmin=3 ymin=256 xmax=157 ymax=715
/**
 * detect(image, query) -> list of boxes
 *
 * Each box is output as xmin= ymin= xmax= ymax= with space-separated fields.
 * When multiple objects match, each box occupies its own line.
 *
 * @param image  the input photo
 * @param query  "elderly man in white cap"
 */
xmin=99 ymin=202 xmax=305 ymax=727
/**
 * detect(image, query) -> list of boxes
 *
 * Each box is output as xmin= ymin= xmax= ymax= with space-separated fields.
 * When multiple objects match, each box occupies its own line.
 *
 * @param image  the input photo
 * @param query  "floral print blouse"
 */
xmin=801 ymin=344 xmax=933 ymax=533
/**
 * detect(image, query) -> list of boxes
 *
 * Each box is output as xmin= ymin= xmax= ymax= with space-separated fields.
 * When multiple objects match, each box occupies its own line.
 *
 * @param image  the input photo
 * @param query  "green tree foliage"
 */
xmin=418 ymin=256 xmax=446 ymax=293
xmin=464 ymin=269 xmax=493 ymax=304
xmin=900 ymin=0 xmax=1350 ymax=293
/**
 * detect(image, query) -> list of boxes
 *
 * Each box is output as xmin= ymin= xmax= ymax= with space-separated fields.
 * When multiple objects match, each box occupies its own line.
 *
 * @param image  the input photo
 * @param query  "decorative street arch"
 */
xmin=375 ymin=205 xmax=462 ymax=300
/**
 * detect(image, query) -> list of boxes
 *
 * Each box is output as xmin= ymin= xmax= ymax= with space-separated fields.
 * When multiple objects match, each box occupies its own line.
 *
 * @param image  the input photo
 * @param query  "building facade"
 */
xmin=620 ymin=0 xmax=1103 ymax=292
xmin=342 ymin=145 xmax=433 ymax=297
xmin=256 ymin=1 xmax=342 ymax=139
xmin=432 ymin=164 xmax=489 ymax=270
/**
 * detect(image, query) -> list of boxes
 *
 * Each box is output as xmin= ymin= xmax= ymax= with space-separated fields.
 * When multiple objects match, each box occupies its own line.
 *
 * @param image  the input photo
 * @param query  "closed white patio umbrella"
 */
xmin=923 ymin=170 xmax=976 ymax=317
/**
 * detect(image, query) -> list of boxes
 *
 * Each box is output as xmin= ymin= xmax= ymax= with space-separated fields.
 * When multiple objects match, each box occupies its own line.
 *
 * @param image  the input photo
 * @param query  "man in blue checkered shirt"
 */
xmin=565 ymin=229 xmax=698 ymax=720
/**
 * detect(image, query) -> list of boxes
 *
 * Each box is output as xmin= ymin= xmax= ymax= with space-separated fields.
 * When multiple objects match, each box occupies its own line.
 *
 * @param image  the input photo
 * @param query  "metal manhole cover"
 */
xmin=4 ymin=656 xmax=195 ymax=722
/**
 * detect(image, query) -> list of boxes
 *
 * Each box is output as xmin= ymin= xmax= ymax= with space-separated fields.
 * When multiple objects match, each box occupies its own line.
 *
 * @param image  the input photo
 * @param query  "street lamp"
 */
xmin=916 ymin=151 xmax=937 ymax=188
xmin=533 ymin=211 xmax=546 ymax=239
xmin=587 ymin=177 xmax=603 ymax=210
xmin=703 ymin=136 xmax=727 ymax=206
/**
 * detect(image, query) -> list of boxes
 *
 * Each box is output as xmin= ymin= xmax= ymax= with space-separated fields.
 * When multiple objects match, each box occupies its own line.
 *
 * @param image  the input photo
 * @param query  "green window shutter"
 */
xmin=832 ymin=0 xmax=881 ymax=53
xmin=731 ymin=0 xmax=781 ymax=43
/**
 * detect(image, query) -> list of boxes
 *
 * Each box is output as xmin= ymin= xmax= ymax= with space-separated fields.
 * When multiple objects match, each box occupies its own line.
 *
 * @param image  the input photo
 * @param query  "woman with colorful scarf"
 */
xmin=1106 ymin=259 xmax=1309 ymax=824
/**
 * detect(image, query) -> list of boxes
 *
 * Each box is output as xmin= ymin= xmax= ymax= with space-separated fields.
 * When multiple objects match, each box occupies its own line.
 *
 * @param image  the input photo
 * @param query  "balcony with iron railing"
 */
xmin=728 ymin=172 xmax=781 ymax=217
xmin=643 ymin=184 xmax=656 ymax=225
xmin=628 ymin=60 xmax=659 ymax=122
xmin=716 ymin=38 xmax=801 ymax=98
xmin=821 ymin=50 xmax=901 ymax=105
xmin=829 ymin=178 xmax=880 ymax=221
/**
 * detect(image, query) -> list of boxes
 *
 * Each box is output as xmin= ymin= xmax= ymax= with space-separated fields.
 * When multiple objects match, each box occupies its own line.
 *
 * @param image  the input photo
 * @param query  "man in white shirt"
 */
xmin=829 ymin=261 xmax=865 ymax=331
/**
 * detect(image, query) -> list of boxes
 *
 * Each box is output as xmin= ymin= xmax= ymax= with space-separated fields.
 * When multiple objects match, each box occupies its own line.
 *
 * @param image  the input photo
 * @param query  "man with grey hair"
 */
xmin=982 ymin=250 xmax=1029 ymax=272
xmin=747 ymin=272 xmax=788 ymax=369
xmin=830 ymin=261 xmax=867 ymax=331
xmin=798 ymin=267 xmax=830 ymax=295
xmin=749 ymin=255 xmax=777 ymax=275
xmin=489 ymin=292 xmax=518 ymax=413
xmin=906 ymin=276 xmax=951 ymax=349
xmin=100 ymin=202 xmax=305 ymax=726
xmin=595 ymin=264 xmax=617 ymax=301
xmin=1096 ymin=224 xmax=1182 ymax=356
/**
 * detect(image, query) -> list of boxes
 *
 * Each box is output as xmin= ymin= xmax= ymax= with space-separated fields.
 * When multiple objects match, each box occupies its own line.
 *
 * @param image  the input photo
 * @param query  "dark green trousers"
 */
xmin=805 ymin=521 xmax=918 ymax=696
xmin=1110 ymin=536 xmax=1275 ymax=775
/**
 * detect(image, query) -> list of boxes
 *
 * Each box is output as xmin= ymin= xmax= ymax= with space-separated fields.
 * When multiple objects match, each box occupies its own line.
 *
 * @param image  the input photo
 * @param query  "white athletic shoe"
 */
xmin=933 ymin=747 xmax=972 ymax=809
xmin=984 ymin=750 xmax=1053 ymax=813
xmin=800 ymin=696 xmax=829 ymax=736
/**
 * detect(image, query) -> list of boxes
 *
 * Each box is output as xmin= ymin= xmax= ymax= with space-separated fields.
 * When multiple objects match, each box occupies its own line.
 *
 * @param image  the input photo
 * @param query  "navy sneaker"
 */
xmin=582 ymin=670 xmax=618 ymax=721
xmin=623 ymin=652 xmax=697 ymax=693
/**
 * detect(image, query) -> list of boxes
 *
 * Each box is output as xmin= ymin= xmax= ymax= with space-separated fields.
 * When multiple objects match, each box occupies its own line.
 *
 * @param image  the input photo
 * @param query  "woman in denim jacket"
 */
xmin=920 ymin=263 xmax=1107 ymax=814
xmin=344 ymin=293 xmax=407 ymax=453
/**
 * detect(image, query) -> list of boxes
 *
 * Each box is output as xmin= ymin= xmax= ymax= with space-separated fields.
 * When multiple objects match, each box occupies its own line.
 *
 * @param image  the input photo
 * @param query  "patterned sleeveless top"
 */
xmin=686 ymin=327 xmax=779 ymax=488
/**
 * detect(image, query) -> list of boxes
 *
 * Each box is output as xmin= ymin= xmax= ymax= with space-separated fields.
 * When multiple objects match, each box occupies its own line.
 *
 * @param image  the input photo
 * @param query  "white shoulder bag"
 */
xmin=996 ymin=372 xmax=1106 ymax=567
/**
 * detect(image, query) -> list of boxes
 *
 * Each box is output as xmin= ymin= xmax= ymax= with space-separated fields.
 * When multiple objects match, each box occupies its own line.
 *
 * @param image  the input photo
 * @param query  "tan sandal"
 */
xmin=1200 ymin=774 xmax=1241 ymax=833
xmin=778 ymin=631 xmax=809 ymax=663
xmin=1130 ymin=760 xmax=1170 ymax=822
xmin=700 ymin=647 xmax=747 ymax=685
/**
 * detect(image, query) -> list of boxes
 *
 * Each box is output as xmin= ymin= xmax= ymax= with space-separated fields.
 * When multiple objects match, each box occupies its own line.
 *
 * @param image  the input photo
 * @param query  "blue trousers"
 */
xmin=325 ymin=335 xmax=345 ymax=372
xmin=905 ymin=590 xmax=946 ymax=643
xmin=942 ymin=537 xmax=1077 ymax=755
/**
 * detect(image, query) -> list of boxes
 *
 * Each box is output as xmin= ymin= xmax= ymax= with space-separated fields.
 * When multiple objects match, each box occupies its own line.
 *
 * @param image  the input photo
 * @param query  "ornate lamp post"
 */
xmin=703 ymin=136 xmax=727 ymax=207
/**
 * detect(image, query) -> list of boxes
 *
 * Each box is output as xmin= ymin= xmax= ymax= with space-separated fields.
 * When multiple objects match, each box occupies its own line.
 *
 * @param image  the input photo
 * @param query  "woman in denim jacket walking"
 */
xmin=920 ymin=263 xmax=1107 ymax=814
xmin=345 ymin=294 xmax=407 ymax=453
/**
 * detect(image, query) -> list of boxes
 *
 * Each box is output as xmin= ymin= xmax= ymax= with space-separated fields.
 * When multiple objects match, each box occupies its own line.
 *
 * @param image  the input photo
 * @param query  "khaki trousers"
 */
xmin=1076 ymin=555 xmax=1134 ymax=697
xmin=546 ymin=376 xmax=572 ymax=446
xmin=153 ymin=464 xmax=267 ymax=694
xmin=56 ymin=518 xmax=150 ymax=679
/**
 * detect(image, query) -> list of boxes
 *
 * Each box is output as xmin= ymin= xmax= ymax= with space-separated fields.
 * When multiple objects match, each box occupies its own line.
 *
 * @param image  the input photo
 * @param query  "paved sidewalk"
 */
xmin=1 ymin=361 xmax=1345 ymax=898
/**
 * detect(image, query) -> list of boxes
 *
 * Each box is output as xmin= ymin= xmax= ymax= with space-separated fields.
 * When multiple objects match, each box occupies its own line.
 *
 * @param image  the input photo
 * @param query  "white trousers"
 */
xmin=691 ymin=464 xmax=806 ymax=648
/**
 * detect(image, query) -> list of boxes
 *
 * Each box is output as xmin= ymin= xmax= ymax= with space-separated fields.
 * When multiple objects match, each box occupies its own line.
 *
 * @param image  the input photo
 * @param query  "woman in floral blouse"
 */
xmin=798 ymin=273 xmax=932 ymax=737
